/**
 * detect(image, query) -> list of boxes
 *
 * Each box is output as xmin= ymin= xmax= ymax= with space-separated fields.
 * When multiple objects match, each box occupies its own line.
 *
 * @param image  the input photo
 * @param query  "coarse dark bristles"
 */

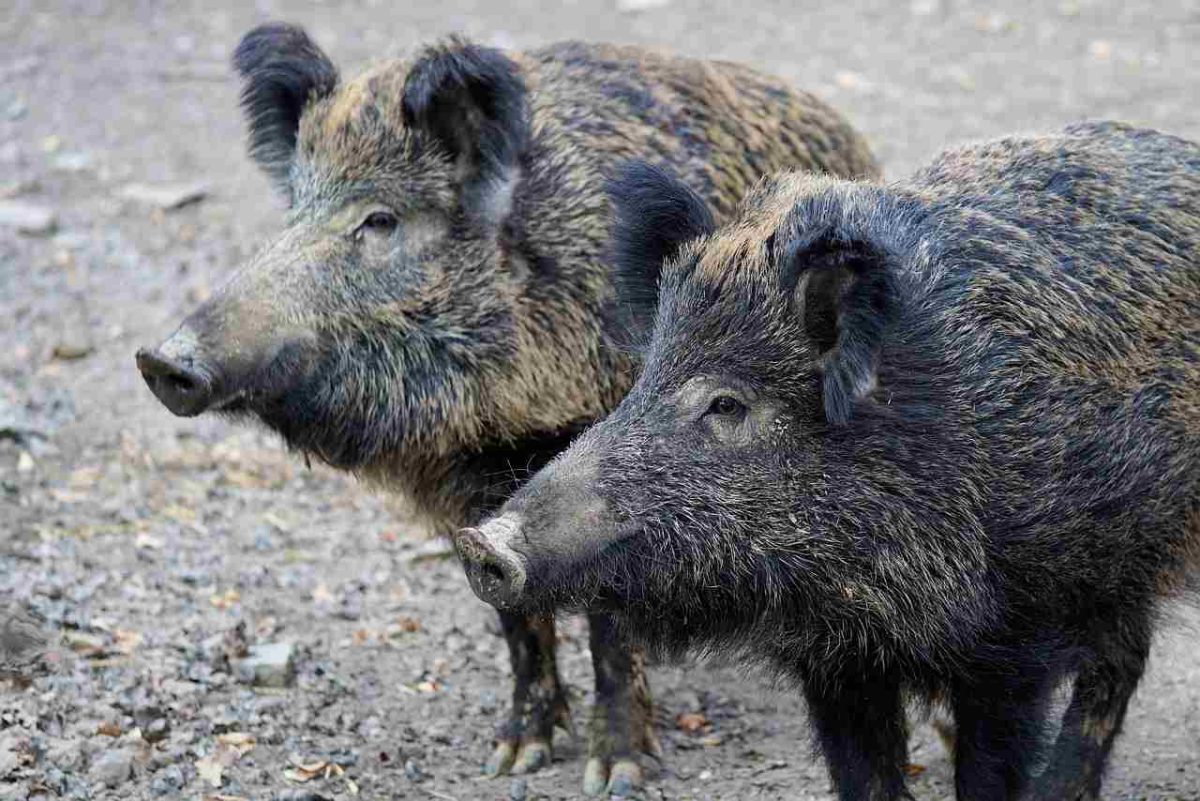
xmin=144 ymin=25 xmax=881 ymax=796
xmin=476 ymin=121 xmax=1200 ymax=799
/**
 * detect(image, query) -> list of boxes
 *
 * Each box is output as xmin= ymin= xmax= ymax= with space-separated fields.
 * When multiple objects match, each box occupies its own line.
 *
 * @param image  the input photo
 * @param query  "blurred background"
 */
xmin=1 ymin=2 xmax=1197 ymax=799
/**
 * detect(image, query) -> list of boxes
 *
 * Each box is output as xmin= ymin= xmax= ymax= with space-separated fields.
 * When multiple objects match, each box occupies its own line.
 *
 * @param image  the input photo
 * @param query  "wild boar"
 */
xmin=135 ymin=22 xmax=879 ymax=795
xmin=458 ymin=122 xmax=1200 ymax=800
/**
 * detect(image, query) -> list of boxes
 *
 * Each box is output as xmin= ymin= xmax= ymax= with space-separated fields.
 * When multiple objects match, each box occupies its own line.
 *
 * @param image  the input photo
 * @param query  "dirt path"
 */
xmin=2 ymin=1 xmax=1197 ymax=799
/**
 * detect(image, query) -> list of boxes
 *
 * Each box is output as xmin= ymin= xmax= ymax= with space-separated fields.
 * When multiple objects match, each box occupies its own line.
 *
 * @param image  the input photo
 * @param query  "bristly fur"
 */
xmin=233 ymin=23 xmax=338 ymax=195
xmin=201 ymin=33 xmax=880 ymax=530
xmin=604 ymin=161 xmax=716 ymax=352
xmin=148 ymin=27 xmax=880 ymax=796
xmin=489 ymin=121 xmax=1200 ymax=800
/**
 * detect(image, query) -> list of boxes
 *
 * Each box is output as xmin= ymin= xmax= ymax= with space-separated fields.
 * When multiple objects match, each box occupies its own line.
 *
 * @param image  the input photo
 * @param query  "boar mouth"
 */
xmin=525 ymin=528 xmax=643 ymax=612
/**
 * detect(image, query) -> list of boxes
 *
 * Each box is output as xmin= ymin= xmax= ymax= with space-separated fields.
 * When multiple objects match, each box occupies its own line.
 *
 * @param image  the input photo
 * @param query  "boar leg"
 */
xmin=803 ymin=672 xmax=911 ymax=801
xmin=950 ymin=670 xmax=1055 ymax=800
xmin=582 ymin=613 xmax=659 ymax=796
xmin=486 ymin=611 xmax=571 ymax=776
xmin=1031 ymin=623 xmax=1151 ymax=801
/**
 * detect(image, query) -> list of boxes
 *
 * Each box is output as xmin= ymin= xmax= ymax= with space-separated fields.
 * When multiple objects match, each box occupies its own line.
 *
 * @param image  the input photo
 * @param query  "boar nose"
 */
xmin=135 ymin=346 xmax=218 ymax=417
xmin=455 ymin=518 xmax=528 ymax=609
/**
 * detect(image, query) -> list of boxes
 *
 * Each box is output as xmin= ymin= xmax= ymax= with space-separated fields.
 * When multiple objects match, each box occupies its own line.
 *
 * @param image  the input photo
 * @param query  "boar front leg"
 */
xmin=803 ymin=671 xmax=911 ymax=801
xmin=1031 ymin=618 xmax=1151 ymax=801
xmin=486 ymin=611 xmax=571 ymax=776
xmin=951 ymin=669 xmax=1056 ymax=800
xmin=582 ymin=613 xmax=660 ymax=796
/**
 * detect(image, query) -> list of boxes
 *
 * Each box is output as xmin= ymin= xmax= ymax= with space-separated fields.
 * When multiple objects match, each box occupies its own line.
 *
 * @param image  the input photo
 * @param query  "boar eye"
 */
xmin=707 ymin=395 xmax=745 ymax=417
xmin=359 ymin=210 xmax=399 ymax=235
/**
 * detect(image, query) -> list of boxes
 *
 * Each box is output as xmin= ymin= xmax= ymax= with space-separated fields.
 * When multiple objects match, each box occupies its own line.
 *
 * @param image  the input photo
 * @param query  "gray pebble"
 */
xmin=233 ymin=642 xmax=295 ymax=688
xmin=88 ymin=748 xmax=133 ymax=788
xmin=148 ymin=764 xmax=184 ymax=796
xmin=0 ymin=200 xmax=56 ymax=235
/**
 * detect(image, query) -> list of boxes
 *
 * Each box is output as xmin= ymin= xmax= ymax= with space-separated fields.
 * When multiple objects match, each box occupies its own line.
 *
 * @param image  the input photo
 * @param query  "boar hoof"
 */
xmin=583 ymin=757 xmax=642 ymax=797
xmin=582 ymin=757 xmax=608 ymax=795
xmin=483 ymin=740 xmax=518 ymax=776
xmin=510 ymin=739 xmax=552 ymax=774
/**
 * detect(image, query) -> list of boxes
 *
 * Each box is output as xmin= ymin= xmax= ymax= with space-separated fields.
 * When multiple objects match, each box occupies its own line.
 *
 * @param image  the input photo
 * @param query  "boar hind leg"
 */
xmin=486 ymin=611 xmax=571 ymax=776
xmin=1032 ymin=621 xmax=1151 ymax=801
xmin=951 ymin=670 xmax=1056 ymax=801
xmin=582 ymin=613 xmax=659 ymax=796
xmin=803 ymin=672 xmax=911 ymax=801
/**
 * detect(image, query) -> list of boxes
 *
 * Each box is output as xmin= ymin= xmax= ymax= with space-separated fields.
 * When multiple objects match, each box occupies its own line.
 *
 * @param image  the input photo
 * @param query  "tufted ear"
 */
xmin=604 ymin=161 xmax=715 ymax=351
xmin=401 ymin=37 xmax=529 ymax=224
xmin=233 ymin=22 xmax=338 ymax=194
xmin=778 ymin=228 xmax=896 ymax=426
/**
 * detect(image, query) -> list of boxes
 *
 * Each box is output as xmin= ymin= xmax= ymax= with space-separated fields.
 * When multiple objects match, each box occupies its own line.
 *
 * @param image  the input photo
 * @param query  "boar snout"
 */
xmin=456 ymin=516 xmax=529 ymax=609
xmin=136 ymin=329 xmax=222 ymax=418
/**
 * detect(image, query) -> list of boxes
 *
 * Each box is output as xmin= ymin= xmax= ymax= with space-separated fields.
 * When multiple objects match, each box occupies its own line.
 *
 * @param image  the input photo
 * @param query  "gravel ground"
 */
xmin=1 ymin=1 xmax=1198 ymax=799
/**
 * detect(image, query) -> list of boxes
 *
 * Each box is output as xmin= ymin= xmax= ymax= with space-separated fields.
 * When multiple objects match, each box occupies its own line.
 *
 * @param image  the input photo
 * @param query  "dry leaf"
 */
xmin=220 ymin=468 xmax=265 ymax=489
xmin=209 ymin=589 xmax=240 ymax=610
xmin=283 ymin=756 xmax=338 ymax=783
xmin=113 ymin=629 xmax=142 ymax=655
xmin=215 ymin=732 xmax=256 ymax=757
xmin=162 ymin=504 xmax=197 ymax=524
xmin=262 ymin=511 xmax=290 ymax=532
xmin=96 ymin=721 xmax=121 ymax=737
xmin=67 ymin=466 xmax=102 ymax=489
xmin=675 ymin=712 xmax=708 ymax=734
xmin=134 ymin=532 xmax=164 ymax=549
xmin=64 ymin=631 xmax=107 ymax=658
xmin=904 ymin=763 xmax=927 ymax=777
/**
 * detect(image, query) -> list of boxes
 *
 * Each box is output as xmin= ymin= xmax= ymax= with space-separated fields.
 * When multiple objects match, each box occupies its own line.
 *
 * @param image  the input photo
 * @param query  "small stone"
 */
xmin=16 ymin=452 xmax=34 ymax=473
xmin=509 ymin=777 xmax=528 ymax=801
xmin=834 ymin=70 xmax=872 ymax=93
xmin=45 ymin=738 xmax=83 ymax=772
xmin=51 ymin=151 xmax=92 ymax=172
xmin=233 ymin=642 xmax=295 ymax=688
xmin=403 ymin=758 xmax=423 ymax=782
xmin=0 ymin=741 xmax=18 ymax=779
xmin=1089 ymin=40 xmax=1113 ymax=60
xmin=51 ymin=338 xmax=94 ymax=361
xmin=88 ymin=748 xmax=134 ymax=788
xmin=149 ymin=764 xmax=185 ymax=796
xmin=0 ymin=200 xmax=56 ymax=235
xmin=119 ymin=182 xmax=207 ymax=211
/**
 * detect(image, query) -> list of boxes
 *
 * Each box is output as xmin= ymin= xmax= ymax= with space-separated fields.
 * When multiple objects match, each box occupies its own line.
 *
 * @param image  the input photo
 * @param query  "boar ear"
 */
xmin=402 ymin=37 xmax=529 ymax=223
xmin=779 ymin=229 xmax=895 ymax=426
xmin=604 ymin=161 xmax=715 ymax=351
xmin=233 ymin=23 xmax=338 ymax=193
